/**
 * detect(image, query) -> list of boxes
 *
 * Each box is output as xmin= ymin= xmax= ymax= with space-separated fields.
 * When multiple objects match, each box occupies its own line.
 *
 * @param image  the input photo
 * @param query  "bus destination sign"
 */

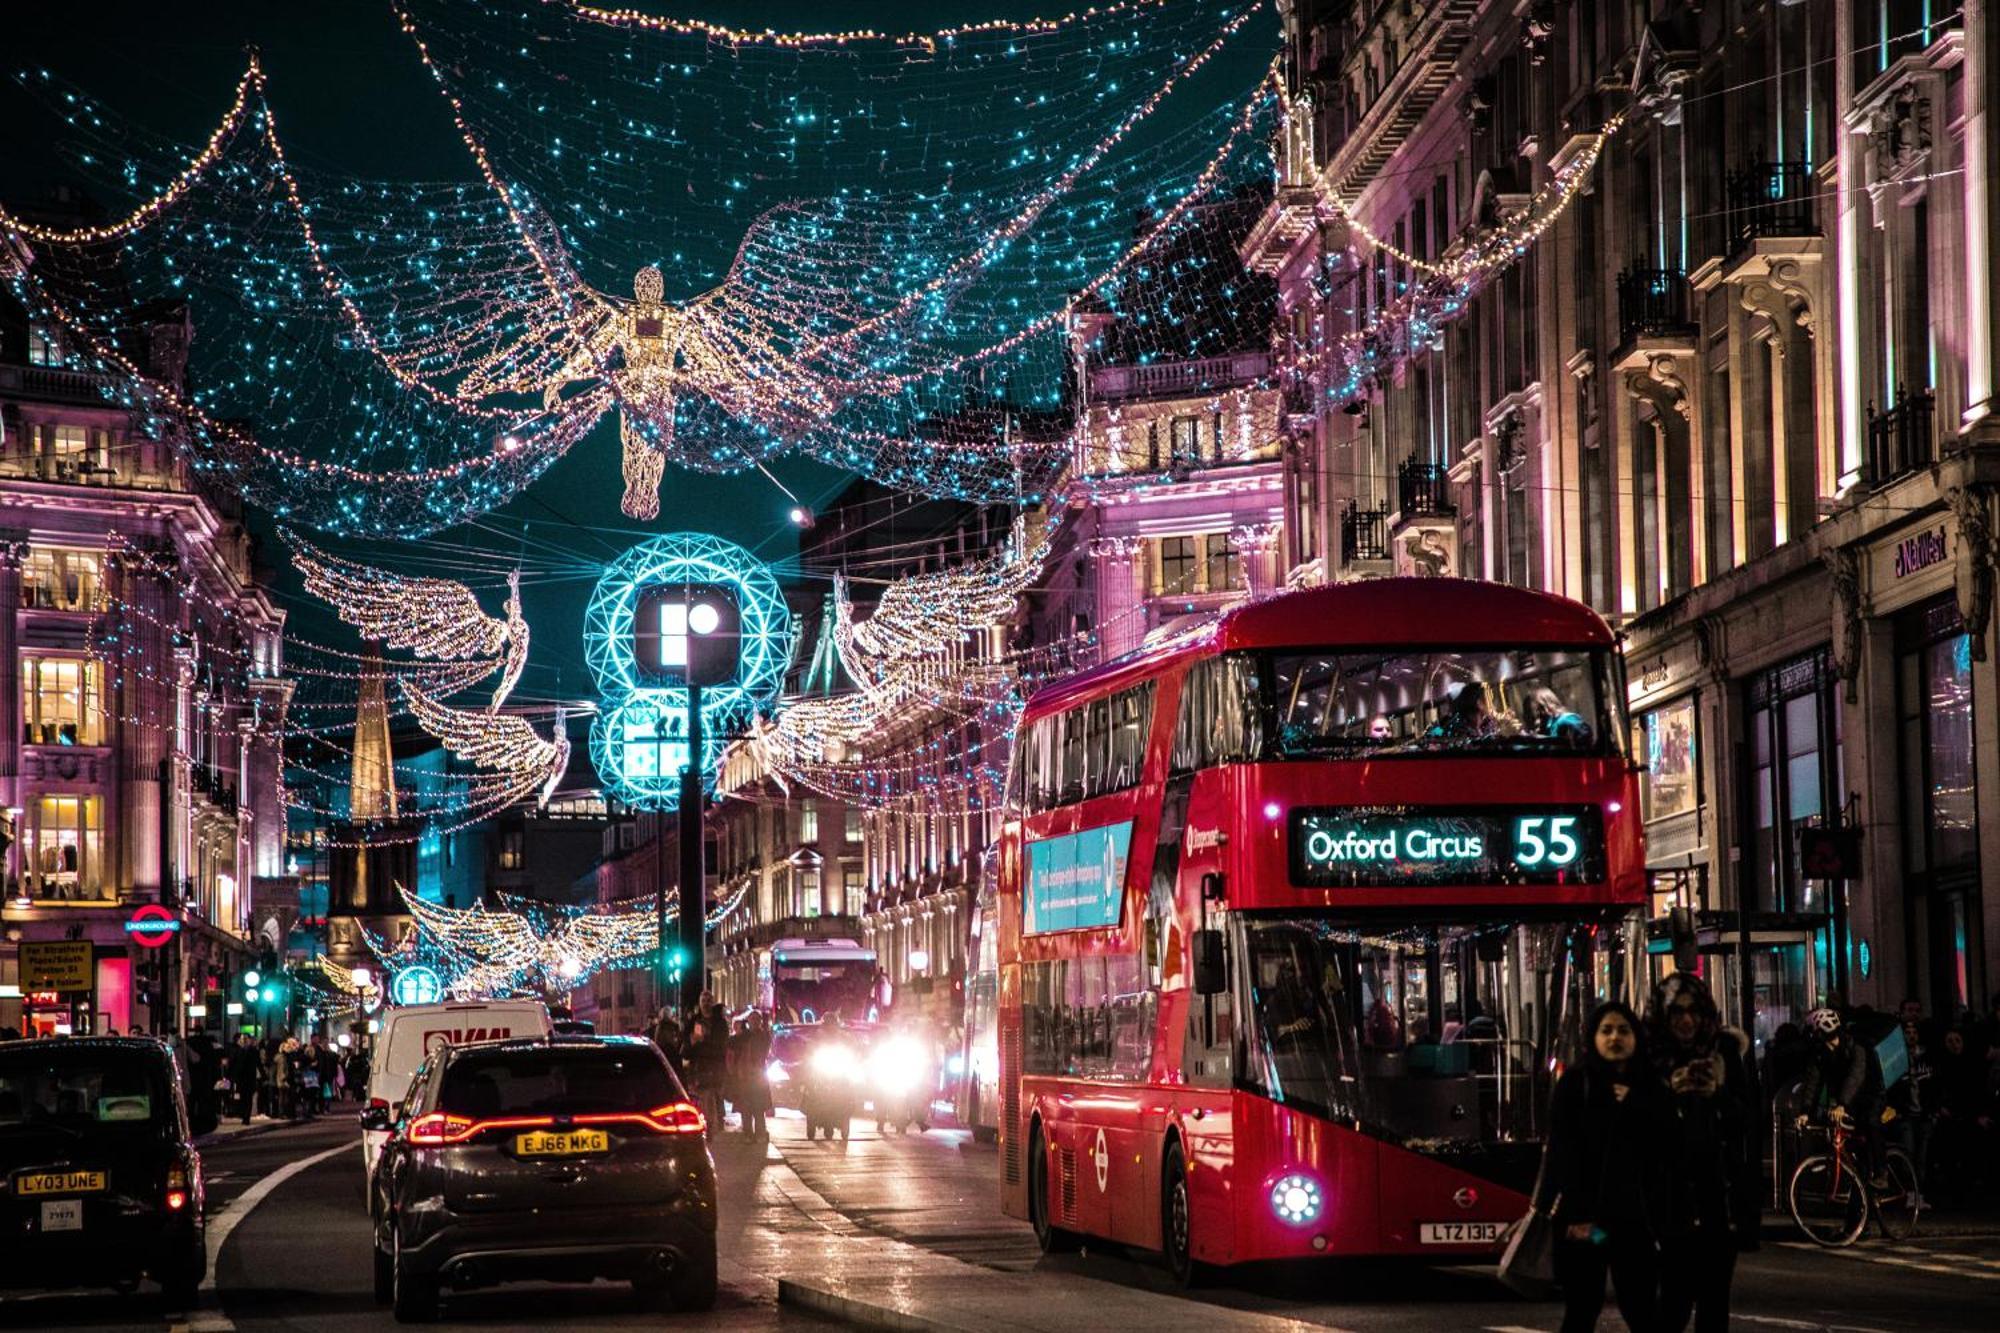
xmin=1289 ymin=806 xmax=1606 ymax=887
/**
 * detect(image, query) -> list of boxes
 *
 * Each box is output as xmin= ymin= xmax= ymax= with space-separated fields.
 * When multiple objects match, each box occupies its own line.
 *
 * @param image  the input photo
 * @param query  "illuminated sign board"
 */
xmin=392 ymin=966 xmax=444 ymax=1006
xmin=1025 ymin=821 xmax=1133 ymax=934
xmin=124 ymin=904 xmax=183 ymax=949
xmin=1290 ymin=807 xmax=1606 ymax=887
xmin=583 ymin=533 xmax=790 ymax=811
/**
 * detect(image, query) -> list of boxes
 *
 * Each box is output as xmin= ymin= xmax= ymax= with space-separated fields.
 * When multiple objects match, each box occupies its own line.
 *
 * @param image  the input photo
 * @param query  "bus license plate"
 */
xmin=40 ymin=1199 xmax=85 ymax=1232
xmin=515 ymin=1129 xmax=608 ymax=1157
xmin=15 ymin=1169 xmax=107 ymax=1196
xmin=1419 ymin=1221 xmax=1503 ymax=1245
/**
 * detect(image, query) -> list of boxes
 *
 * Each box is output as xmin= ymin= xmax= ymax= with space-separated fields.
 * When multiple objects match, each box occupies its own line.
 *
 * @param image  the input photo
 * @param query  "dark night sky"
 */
xmin=1 ymin=2 xmax=1009 ymax=711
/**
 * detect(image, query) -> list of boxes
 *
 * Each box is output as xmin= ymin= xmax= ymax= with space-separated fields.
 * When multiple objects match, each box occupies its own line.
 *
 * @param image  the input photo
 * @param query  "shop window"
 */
xmin=1897 ymin=597 xmax=1982 ymax=1010
xmin=1742 ymin=649 xmax=1842 ymax=913
xmin=22 ymin=656 xmax=104 ymax=745
xmin=1637 ymin=696 xmax=1699 ymax=822
xmin=27 ymin=794 xmax=106 ymax=901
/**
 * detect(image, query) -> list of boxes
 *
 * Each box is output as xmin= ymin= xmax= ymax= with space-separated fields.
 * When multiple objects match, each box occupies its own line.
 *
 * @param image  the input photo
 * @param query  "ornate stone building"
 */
xmin=1252 ymin=0 xmax=2000 ymax=1027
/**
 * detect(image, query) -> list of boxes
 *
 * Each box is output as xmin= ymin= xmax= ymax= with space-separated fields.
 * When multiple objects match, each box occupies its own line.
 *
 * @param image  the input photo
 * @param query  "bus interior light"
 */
xmin=1271 ymin=1173 xmax=1322 ymax=1225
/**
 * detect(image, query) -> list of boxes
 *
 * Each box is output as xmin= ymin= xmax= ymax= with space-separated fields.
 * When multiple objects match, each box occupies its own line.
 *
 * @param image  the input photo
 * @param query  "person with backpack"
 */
xmin=1796 ymin=1006 xmax=1888 ymax=1188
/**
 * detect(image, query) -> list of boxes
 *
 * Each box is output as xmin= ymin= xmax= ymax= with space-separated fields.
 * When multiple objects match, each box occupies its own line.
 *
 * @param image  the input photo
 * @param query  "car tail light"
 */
xmin=636 ymin=1102 xmax=706 ymax=1135
xmin=369 ymin=1097 xmax=390 ymax=1111
xmin=166 ymin=1163 xmax=189 ymax=1211
xmin=166 ymin=1188 xmax=188 ymax=1211
xmin=406 ymin=1112 xmax=479 ymax=1146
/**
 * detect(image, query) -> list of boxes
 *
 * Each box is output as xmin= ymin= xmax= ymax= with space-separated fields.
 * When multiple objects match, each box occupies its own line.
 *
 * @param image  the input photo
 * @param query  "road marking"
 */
xmin=166 ymin=1139 xmax=355 ymax=1332
xmin=1775 ymin=1239 xmax=2000 ymax=1280
xmin=1732 ymin=1315 xmax=1893 ymax=1332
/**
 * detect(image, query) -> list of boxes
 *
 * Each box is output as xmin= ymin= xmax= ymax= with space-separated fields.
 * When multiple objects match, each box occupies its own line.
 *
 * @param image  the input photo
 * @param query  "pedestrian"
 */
xmin=738 ymin=1012 xmax=774 ymax=1138
xmin=1648 ymin=974 xmax=1757 ymax=1333
xmin=276 ymin=1037 xmax=300 ymax=1119
xmin=1534 ymin=1000 xmax=1667 ymax=1333
xmin=229 ymin=1034 xmax=262 ymax=1125
xmin=1888 ymin=1005 xmax=1937 ymax=1205
xmin=1932 ymin=1026 xmax=1996 ymax=1204
xmin=701 ymin=998 xmax=730 ymax=1128
xmin=652 ymin=1011 xmax=685 ymax=1078
xmin=346 ymin=1045 xmax=371 ymax=1103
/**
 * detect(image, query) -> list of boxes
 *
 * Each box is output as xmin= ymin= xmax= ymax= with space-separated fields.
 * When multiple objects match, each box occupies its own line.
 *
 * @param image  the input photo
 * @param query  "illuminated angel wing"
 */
xmin=288 ymin=530 xmax=509 ymax=660
xmin=491 ymin=570 xmax=531 ymax=713
xmin=402 ymin=680 xmax=570 ymax=807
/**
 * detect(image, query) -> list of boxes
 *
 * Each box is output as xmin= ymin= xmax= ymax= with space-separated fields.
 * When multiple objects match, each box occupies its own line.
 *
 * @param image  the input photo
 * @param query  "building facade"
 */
xmin=0 ymin=235 xmax=289 ymax=1036
xmin=1252 ymin=0 xmax=2000 ymax=1028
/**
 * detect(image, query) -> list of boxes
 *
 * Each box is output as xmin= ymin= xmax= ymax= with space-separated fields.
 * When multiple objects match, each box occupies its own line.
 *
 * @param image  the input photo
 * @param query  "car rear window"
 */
xmin=439 ymin=1047 xmax=681 ymax=1118
xmin=0 ymin=1049 xmax=170 ymax=1129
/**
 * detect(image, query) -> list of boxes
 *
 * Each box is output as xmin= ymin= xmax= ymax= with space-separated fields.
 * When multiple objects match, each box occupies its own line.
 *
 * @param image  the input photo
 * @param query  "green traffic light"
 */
xmin=261 ymin=986 xmax=278 ymax=1003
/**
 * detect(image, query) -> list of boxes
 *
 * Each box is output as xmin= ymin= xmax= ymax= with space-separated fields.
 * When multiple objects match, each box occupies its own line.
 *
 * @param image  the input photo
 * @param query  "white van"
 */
xmin=361 ymin=999 xmax=551 ymax=1173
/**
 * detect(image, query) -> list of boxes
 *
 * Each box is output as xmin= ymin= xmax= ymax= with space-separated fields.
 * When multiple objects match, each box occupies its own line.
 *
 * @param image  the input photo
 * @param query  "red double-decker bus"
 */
xmin=995 ymin=579 xmax=1646 ymax=1279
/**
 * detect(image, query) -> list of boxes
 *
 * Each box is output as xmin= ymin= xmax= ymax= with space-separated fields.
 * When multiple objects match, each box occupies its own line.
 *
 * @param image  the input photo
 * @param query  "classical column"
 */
xmin=0 ymin=540 xmax=20 ymax=821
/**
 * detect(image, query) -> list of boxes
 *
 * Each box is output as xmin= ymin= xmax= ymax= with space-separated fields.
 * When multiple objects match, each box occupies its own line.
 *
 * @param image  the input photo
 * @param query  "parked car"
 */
xmin=363 ymin=999 xmax=551 ymax=1175
xmin=0 ymin=1037 xmax=212 ymax=1306
xmin=366 ymin=1034 xmax=716 ymax=1321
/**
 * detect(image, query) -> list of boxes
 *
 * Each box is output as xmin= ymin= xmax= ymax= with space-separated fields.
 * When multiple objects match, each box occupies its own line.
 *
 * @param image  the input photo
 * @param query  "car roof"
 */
xmin=3 ymin=1036 xmax=171 ymax=1057
xmin=440 ymin=1033 xmax=653 ymax=1063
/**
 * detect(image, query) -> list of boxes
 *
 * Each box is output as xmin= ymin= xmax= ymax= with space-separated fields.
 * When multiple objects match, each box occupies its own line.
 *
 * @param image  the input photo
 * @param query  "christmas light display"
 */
xmin=585 ymin=533 xmax=791 ymax=811
xmin=288 ymin=531 xmax=529 ymax=712
xmin=363 ymin=880 xmax=751 ymax=999
xmin=2 ymin=0 xmax=1276 ymax=532
xmin=402 ymin=680 xmax=572 ymax=810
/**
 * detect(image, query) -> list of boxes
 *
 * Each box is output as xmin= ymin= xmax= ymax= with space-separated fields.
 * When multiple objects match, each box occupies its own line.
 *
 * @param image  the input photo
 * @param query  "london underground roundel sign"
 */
xmin=124 ymin=903 xmax=182 ymax=949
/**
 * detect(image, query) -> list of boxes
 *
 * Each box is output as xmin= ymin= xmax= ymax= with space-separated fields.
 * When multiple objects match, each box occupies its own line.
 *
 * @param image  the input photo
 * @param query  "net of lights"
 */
xmin=0 ymin=0 xmax=1275 ymax=534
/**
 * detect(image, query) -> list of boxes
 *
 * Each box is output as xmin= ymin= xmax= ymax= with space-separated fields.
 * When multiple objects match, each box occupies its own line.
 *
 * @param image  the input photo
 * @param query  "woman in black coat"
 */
xmin=1648 ymin=974 xmax=1758 ymax=1333
xmin=1534 ymin=1000 xmax=1669 ymax=1333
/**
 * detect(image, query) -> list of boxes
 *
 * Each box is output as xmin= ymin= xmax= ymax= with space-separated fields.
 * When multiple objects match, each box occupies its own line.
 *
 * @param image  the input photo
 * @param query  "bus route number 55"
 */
xmin=1513 ymin=816 xmax=1580 ymax=868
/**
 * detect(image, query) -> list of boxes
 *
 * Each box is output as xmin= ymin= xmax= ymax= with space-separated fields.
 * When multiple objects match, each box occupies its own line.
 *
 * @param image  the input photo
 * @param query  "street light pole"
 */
xmin=677 ymin=682 xmax=704 ymax=1018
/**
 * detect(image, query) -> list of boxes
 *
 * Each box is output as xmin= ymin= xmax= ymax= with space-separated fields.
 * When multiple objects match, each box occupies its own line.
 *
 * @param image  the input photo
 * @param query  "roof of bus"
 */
xmin=1024 ymin=578 xmax=1614 ymax=717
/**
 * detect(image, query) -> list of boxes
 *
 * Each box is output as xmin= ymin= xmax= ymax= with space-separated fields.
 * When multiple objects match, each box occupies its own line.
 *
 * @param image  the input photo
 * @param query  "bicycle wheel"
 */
xmin=1875 ymin=1150 xmax=1921 ymax=1240
xmin=1789 ymin=1153 xmax=1867 ymax=1247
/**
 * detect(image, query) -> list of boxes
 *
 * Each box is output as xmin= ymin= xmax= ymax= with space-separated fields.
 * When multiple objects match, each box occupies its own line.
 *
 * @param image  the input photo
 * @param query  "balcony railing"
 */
xmin=1089 ymin=351 xmax=1272 ymax=402
xmin=1616 ymin=266 xmax=1695 ymax=343
xmin=1723 ymin=161 xmax=1818 ymax=252
xmin=1867 ymin=388 xmax=1937 ymax=486
xmin=1397 ymin=456 xmax=1455 ymax=519
xmin=1340 ymin=500 xmax=1390 ymax=562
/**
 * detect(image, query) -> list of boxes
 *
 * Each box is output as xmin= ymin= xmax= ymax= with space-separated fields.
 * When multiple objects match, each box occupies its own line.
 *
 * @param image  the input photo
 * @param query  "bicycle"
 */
xmin=1786 ymin=1117 xmax=1921 ymax=1247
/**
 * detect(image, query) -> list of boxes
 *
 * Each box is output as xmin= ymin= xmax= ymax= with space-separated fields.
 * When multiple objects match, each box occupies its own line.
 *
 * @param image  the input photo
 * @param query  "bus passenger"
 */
xmin=1367 ymin=714 xmax=1394 ymax=742
xmin=1527 ymin=687 xmax=1594 ymax=747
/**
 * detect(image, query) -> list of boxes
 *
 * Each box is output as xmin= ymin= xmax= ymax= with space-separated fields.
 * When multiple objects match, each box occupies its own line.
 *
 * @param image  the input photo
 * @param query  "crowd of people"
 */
xmin=1538 ymin=982 xmax=2000 ymax=1333
xmin=647 ymin=993 xmax=778 ymax=1137
xmin=208 ymin=1031 xmax=370 ymax=1126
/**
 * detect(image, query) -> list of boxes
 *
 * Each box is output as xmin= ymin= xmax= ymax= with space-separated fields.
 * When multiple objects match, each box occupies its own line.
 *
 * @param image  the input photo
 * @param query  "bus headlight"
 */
xmin=810 ymin=1043 xmax=857 ymax=1080
xmin=1270 ymin=1173 xmax=1322 ymax=1225
xmin=765 ymin=1060 xmax=789 ymax=1084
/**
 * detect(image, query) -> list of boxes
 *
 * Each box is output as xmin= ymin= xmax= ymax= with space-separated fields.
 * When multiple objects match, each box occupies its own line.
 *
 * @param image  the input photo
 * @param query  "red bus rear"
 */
xmin=995 ymin=579 xmax=1646 ymax=1276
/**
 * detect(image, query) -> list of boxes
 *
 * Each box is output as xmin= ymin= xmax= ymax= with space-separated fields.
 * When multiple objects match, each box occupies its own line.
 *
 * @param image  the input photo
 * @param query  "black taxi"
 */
xmin=0 ymin=1037 xmax=210 ymax=1305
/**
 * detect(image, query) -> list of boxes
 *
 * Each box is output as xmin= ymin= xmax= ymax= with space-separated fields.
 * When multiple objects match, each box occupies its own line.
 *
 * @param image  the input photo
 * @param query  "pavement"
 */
xmin=5 ymin=1105 xmax=1999 ymax=1331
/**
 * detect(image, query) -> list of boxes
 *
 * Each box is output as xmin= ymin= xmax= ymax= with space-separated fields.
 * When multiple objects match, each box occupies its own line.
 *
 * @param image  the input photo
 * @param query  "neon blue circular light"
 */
xmin=585 ymin=532 xmax=791 ymax=811
xmin=392 ymin=965 xmax=444 ymax=1006
xmin=1270 ymin=1173 xmax=1321 ymax=1225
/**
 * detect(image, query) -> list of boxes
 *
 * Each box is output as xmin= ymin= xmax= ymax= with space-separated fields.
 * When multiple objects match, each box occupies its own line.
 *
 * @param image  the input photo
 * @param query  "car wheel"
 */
xmin=1027 ymin=1122 xmax=1079 ymax=1254
xmin=373 ymin=1240 xmax=395 ymax=1306
xmin=1162 ymin=1140 xmax=1204 ymax=1287
xmin=392 ymin=1229 xmax=439 ymax=1323
xmin=670 ymin=1255 xmax=719 ymax=1312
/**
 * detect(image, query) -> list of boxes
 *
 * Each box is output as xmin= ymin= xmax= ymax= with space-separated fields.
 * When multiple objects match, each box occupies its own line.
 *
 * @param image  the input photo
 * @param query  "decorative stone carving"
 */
xmin=1740 ymin=274 xmax=1812 ymax=340
xmin=1823 ymin=546 xmax=1864 ymax=702
xmin=1946 ymin=483 xmax=1997 ymax=662
xmin=1626 ymin=354 xmax=1692 ymax=421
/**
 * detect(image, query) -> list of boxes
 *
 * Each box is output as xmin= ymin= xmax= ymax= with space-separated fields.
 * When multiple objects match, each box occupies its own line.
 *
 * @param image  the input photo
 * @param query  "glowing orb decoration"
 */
xmin=585 ymin=533 xmax=790 ymax=811
xmin=392 ymin=965 xmax=445 ymax=1006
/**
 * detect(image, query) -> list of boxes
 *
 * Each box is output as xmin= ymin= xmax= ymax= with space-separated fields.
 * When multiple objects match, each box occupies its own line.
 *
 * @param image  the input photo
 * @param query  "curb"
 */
xmin=778 ymin=1277 xmax=963 ymax=1333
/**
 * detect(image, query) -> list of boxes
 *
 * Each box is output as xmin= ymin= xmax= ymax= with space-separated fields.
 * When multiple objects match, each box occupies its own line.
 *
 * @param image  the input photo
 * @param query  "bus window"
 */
xmin=1170 ymin=656 xmax=1262 ymax=772
xmin=1083 ymin=699 xmax=1112 ymax=799
xmin=1237 ymin=918 xmax=1575 ymax=1159
xmin=1058 ymin=709 xmax=1088 ymax=804
xmin=1267 ymin=647 xmax=1620 ymax=758
xmin=1107 ymin=683 xmax=1154 ymax=792
xmin=1023 ymin=955 xmax=1153 ymax=1080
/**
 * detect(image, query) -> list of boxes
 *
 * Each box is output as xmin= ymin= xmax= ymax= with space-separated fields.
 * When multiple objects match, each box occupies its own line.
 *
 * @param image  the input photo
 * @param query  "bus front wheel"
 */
xmin=1162 ymin=1141 xmax=1205 ymax=1287
xmin=1028 ymin=1123 xmax=1079 ymax=1254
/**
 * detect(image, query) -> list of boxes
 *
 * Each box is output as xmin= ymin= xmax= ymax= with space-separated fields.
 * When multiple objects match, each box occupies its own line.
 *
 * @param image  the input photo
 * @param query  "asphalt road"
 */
xmin=4 ymin=1109 xmax=1996 ymax=1331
